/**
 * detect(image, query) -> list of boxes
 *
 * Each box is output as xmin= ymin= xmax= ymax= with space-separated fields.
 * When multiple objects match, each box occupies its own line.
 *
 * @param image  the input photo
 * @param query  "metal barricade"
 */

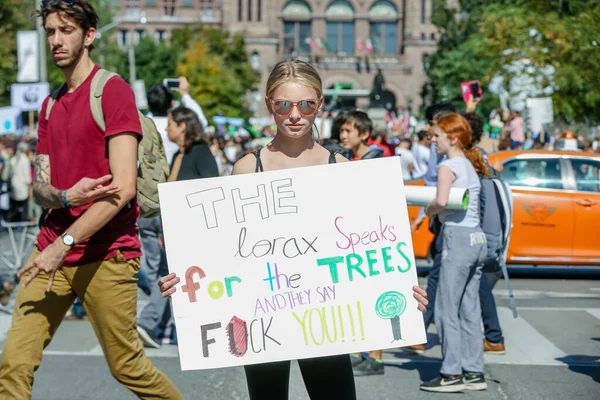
xmin=0 ymin=220 xmax=39 ymax=271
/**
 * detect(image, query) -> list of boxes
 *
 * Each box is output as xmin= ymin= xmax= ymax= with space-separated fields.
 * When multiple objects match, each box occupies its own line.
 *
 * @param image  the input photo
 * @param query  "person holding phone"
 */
xmin=461 ymin=80 xmax=482 ymax=103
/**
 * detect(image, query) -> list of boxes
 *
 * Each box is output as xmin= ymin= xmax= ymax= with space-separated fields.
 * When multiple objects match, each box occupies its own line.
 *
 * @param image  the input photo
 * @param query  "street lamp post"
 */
xmin=127 ymin=40 xmax=136 ymax=84
xmin=35 ymin=0 xmax=47 ymax=82
xmin=95 ymin=18 xmax=123 ymax=75
xmin=95 ymin=12 xmax=146 ymax=86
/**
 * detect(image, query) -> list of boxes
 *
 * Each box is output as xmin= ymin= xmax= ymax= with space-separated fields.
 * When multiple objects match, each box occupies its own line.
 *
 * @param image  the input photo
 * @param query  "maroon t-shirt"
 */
xmin=37 ymin=65 xmax=143 ymax=265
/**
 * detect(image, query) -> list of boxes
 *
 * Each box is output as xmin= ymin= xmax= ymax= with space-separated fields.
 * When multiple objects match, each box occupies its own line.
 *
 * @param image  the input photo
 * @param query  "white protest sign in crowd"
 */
xmin=158 ymin=157 xmax=426 ymax=371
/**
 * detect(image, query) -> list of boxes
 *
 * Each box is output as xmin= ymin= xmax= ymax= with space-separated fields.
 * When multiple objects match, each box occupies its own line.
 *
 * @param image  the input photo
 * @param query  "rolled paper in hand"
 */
xmin=404 ymin=186 xmax=469 ymax=210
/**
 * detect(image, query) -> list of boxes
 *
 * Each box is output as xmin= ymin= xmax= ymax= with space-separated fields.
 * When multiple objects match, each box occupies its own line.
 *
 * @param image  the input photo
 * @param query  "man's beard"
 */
xmin=54 ymin=39 xmax=86 ymax=70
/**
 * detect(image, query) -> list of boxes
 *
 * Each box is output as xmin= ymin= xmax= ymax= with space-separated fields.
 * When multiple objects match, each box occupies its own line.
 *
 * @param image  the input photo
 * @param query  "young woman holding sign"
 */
xmin=158 ymin=60 xmax=429 ymax=400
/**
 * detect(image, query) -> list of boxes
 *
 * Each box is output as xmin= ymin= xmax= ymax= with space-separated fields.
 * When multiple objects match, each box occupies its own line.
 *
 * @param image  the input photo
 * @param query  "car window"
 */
xmin=501 ymin=158 xmax=563 ymax=189
xmin=571 ymin=159 xmax=600 ymax=193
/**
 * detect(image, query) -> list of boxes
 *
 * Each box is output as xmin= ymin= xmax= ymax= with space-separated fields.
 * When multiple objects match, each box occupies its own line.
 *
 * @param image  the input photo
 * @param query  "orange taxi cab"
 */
xmin=408 ymin=151 xmax=600 ymax=265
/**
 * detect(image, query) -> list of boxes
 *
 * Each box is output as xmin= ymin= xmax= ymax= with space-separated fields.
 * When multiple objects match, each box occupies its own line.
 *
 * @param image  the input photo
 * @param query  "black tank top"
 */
xmin=252 ymin=148 xmax=337 ymax=172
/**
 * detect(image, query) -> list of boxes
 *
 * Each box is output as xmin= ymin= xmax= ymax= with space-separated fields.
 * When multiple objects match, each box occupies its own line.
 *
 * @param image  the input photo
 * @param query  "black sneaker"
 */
xmin=137 ymin=325 xmax=161 ymax=349
xmin=463 ymin=372 xmax=488 ymax=391
xmin=350 ymin=355 xmax=364 ymax=368
xmin=420 ymin=375 xmax=465 ymax=392
xmin=353 ymin=357 xmax=384 ymax=377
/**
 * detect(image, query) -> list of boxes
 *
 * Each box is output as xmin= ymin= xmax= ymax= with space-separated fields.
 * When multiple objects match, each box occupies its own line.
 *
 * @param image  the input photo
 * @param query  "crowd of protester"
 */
xmin=1 ymin=98 xmax=598 ymax=229
xmin=2 ymin=82 xmax=598 ymax=324
xmin=2 ymin=1 xmax=599 ymax=398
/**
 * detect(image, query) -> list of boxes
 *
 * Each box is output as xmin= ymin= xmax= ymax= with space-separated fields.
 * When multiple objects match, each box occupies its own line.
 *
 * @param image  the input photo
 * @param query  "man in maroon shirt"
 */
xmin=0 ymin=1 xmax=182 ymax=398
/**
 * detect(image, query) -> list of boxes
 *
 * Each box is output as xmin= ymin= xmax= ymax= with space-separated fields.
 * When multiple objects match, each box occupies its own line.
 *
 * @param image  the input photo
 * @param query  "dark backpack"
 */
xmin=479 ymin=175 xmax=513 ymax=272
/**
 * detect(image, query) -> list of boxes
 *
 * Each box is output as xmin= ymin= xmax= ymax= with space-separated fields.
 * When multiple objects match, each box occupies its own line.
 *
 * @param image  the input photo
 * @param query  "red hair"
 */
xmin=435 ymin=113 xmax=490 ymax=176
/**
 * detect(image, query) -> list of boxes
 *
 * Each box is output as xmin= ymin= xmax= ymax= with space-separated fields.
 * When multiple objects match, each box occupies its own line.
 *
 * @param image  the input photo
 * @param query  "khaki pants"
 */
xmin=0 ymin=249 xmax=183 ymax=399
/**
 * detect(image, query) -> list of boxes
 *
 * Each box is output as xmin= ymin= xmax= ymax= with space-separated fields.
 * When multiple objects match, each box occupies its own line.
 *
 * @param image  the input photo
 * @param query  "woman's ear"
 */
xmin=317 ymin=96 xmax=324 ymax=114
xmin=264 ymin=96 xmax=273 ymax=114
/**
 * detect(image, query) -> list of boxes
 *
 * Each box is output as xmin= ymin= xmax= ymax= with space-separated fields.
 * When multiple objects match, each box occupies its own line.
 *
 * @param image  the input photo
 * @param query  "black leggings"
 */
xmin=244 ymin=354 xmax=356 ymax=400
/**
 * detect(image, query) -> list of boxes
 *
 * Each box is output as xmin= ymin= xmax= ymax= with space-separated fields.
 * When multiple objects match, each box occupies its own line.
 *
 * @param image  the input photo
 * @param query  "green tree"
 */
xmin=173 ymin=25 xmax=258 ymax=122
xmin=424 ymin=0 xmax=515 ymax=114
xmin=115 ymin=36 xmax=178 ymax=88
xmin=425 ymin=0 xmax=600 ymax=123
xmin=0 ymin=0 xmax=36 ymax=105
xmin=479 ymin=2 xmax=600 ymax=123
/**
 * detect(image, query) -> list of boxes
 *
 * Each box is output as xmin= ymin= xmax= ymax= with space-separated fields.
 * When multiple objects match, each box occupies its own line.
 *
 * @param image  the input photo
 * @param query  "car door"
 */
xmin=567 ymin=157 xmax=600 ymax=262
xmin=500 ymin=156 xmax=574 ymax=263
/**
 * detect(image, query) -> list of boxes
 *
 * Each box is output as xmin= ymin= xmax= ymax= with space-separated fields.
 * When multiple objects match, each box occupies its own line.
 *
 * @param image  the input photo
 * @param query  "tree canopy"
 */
xmin=0 ymin=0 xmax=36 ymax=103
xmin=425 ymin=0 xmax=600 ymax=123
xmin=1 ymin=1 xmax=259 ymax=121
xmin=173 ymin=25 xmax=259 ymax=121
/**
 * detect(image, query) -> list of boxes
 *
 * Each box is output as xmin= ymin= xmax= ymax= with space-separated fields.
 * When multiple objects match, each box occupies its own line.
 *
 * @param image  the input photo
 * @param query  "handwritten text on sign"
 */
xmin=158 ymin=157 xmax=426 ymax=370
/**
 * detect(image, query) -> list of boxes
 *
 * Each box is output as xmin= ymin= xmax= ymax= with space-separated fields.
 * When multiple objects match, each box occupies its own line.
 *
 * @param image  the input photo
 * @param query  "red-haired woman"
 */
xmin=420 ymin=113 xmax=488 ymax=393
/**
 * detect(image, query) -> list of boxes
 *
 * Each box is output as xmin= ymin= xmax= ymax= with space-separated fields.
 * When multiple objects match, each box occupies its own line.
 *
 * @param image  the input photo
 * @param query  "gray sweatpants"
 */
xmin=435 ymin=224 xmax=487 ymax=376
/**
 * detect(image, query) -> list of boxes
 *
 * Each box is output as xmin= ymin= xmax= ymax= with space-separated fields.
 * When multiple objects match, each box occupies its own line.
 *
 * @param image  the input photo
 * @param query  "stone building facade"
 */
xmin=111 ymin=0 xmax=458 ymax=117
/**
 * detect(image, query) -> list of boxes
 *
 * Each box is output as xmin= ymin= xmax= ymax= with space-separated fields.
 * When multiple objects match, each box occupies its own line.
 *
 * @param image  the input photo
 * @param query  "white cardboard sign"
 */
xmin=11 ymin=83 xmax=50 ymax=112
xmin=17 ymin=31 xmax=39 ymax=83
xmin=526 ymin=97 xmax=554 ymax=133
xmin=158 ymin=157 xmax=426 ymax=371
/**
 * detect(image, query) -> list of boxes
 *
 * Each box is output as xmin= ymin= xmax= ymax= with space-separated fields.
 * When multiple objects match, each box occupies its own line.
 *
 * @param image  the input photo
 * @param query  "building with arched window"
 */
xmin=110 ymin=0 xmax=458 ymax=116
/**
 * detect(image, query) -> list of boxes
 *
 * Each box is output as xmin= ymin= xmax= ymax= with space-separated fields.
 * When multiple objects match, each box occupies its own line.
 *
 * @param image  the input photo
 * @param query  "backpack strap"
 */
xmin=328 ymin=150 xmax=337 ymax=164
xmin=141 ymin=117 xmax=164 ymax=187
xmin=90 ymin=69 xmax=119 ymax=131
xmin=252 ymin=148 xmax=264 ymax=172
xmin=45 ymin=86 xmax=64 ymax=121
xmin=492 ymin=178 xmax=518 ymax=318
xmin=493 ymin=179 xmax=514 ymax=256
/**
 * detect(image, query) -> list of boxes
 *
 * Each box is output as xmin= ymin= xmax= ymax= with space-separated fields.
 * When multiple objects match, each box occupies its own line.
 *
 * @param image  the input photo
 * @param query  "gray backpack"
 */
xmin=480 ymin=175 xmax=518 ymax=317
xmin=479 ymin=176 xmax=513 ymax=272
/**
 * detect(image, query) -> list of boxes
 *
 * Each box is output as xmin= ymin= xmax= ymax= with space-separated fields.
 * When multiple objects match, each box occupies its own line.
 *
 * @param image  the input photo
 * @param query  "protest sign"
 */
xmin=526 ymin=97 xmax=554 ymax=134
xmin=159 ymin=157 xmax=426 ymax=371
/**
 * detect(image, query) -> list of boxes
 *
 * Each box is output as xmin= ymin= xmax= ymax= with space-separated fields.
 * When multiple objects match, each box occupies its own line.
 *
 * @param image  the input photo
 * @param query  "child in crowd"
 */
xmin=337 ymin=110 xmax=384 ymax=160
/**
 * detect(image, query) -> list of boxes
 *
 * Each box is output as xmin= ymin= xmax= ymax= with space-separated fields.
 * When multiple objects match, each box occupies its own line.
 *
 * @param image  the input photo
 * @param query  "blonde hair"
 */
xmin=266 ymin=60 xmax=322 ymax=99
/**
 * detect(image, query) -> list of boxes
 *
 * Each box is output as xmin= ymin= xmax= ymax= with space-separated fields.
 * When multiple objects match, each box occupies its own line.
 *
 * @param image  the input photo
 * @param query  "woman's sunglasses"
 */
xmin=270 ymin=99 xmax=319 ymax=116
xmin=42 ymin=0 xmax=76 ymax=6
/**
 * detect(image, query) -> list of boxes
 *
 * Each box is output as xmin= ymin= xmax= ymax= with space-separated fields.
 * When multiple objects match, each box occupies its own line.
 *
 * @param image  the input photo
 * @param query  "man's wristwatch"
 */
xmin=61 ymin=232 xmax=76 ymax=248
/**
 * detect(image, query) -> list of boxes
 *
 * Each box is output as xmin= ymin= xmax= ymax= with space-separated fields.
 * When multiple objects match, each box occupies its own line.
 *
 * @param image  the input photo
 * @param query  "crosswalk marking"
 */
xmin=518 ymin=306 xmax=600 ymax=312
xmin=585 ymin=308 xmax=600 ymax=320
xmin=494 ymin=307 xmax=566 ymax=366
xmin=0 ymin=314 xmax=11 ymax=342
xmin=495 ymin=289 xmax=600 ymax=299
xmin=384 ymin=307 xmax=571 ymax=366
xmin=1 ymin=307 xmax=597 ymax=366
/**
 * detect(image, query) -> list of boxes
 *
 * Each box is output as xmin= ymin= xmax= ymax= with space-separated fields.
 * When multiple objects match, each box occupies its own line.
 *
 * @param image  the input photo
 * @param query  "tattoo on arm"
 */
xmin=32 ymin=154 xmax=65 ymax=209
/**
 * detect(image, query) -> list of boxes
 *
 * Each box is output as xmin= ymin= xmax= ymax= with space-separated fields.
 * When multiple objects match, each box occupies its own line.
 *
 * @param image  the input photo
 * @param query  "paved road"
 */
xmin=1 ymin=276 xmax=598 ymax=399
xmin=0 ymin=231 xmax=598 ymax=399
